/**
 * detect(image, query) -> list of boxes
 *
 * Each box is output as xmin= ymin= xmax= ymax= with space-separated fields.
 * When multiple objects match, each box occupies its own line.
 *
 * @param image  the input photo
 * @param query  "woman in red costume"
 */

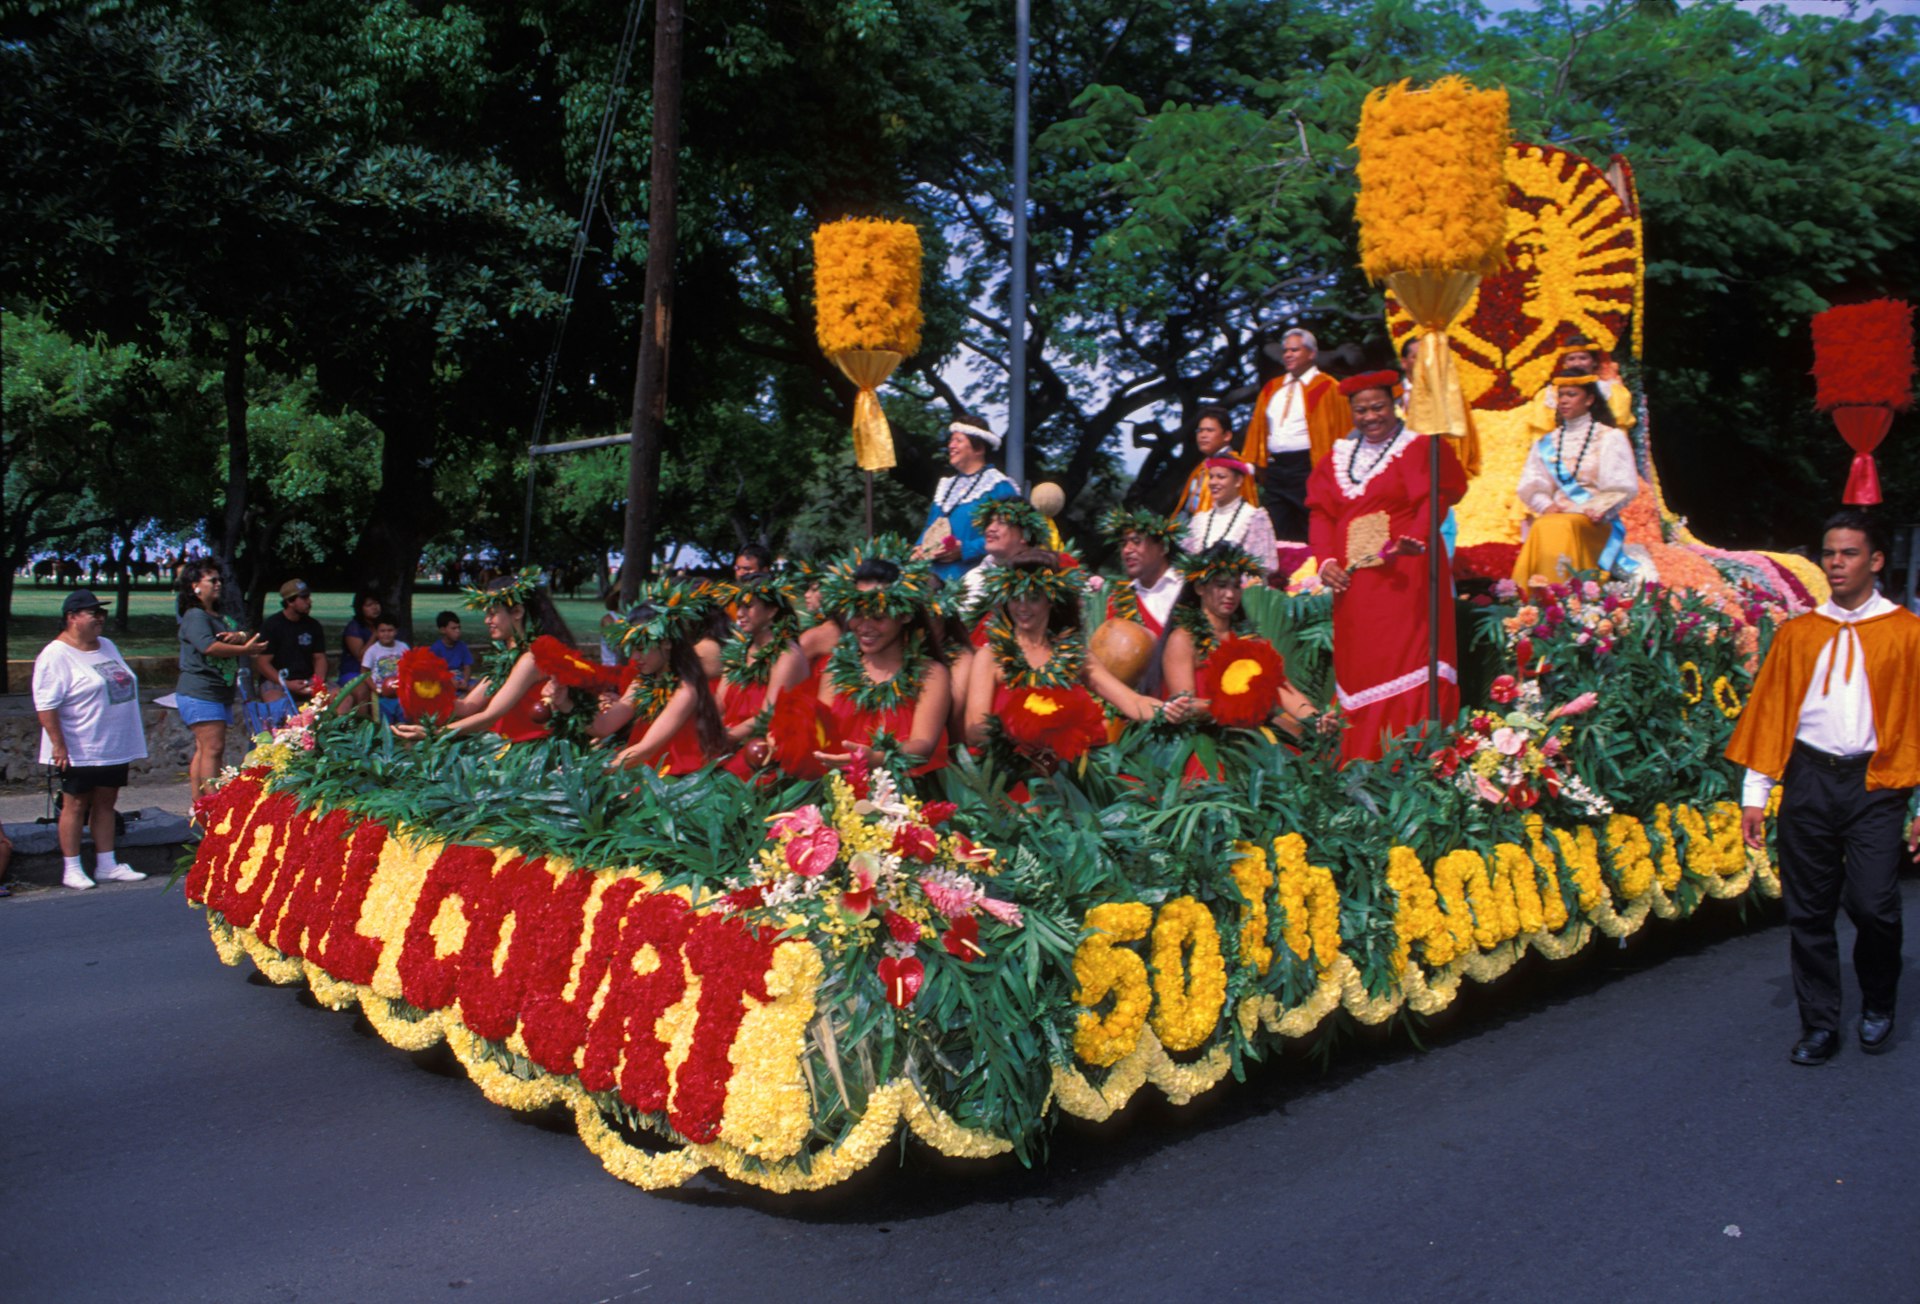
xmin=713 ymin=573 xmax=811 ymax=778
xmin=813 ymin=542 xmax=952 ymax=775
xmin=1161 ymin=542 xmax=1319 ymax=735
xmin=962 ymin=549 xmax=1179 ymax=759
xmin=392 ymin=569 xmax=582 ymax=745
xmin=1306 ymin=371 xmax=1467 ymax=764
xmin=594 ymin=580 xmax=729 ymax=774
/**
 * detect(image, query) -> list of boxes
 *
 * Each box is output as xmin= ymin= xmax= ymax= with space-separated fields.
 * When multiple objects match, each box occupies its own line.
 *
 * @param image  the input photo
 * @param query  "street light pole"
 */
xmin=1006 ymin=0 xmax=1030 ymax=489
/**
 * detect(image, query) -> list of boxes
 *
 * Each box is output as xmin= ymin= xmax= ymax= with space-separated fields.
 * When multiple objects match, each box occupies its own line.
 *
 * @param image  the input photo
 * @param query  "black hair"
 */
xmin=435 ymin=610 xmax=460 ymax=628
xmin=734 ymin=572 xmax=796 ymax=620
xmin=484 ymin=577 xmax=577 ymax=647
xmin=735 ymin=543 xmax=773 ymax=570
xmin=1821 ymin=508 xmax=1889 ymax=560
xmin=846 ymin=557 xmax=946 ymax=662
xmin=176 ymin=560 xmax=222 ymax=616
xmin=351 ymin=590 xmax=384 ymax=623
xmin=374 ymin=615 xmax=398 ymax=630
xmin=1195 ymin=406 xmax=1233 ymax=433
xmin=627 ymin=602 xmax=728 ymax=758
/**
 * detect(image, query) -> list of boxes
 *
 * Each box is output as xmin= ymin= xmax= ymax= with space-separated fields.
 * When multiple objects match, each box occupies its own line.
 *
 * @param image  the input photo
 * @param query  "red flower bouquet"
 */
xmin=396 ymin=647 xmax=457 ymax=722
xmin=532 ymin=634 xmax=612 ymax=691
xmin=1198 ymin=637 xmax=1287 ymax=728
xmin=1001 ymin=686 xmax=1108 ymax=761
xmin=768 ymin=689 xmax=832 ymax=780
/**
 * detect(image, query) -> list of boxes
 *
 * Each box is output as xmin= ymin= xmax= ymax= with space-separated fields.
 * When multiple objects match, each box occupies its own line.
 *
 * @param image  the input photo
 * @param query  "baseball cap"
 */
xmin=279 ymin=579 xmax=312 ymax=602
xmin=61 ymin=589 xmax=108 ymax=617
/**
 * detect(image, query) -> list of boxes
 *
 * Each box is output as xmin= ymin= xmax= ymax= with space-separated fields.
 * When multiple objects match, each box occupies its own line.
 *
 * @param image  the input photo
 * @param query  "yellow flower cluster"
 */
xmin=1712 ymin=677 xmax=1744 ymax=720
xmin=1071 ymin=902 xmax=1153 ymax=1066
xmin=1228 ymin=841 xmax=1275 ymax=976
xmin=812 ymin=218 xmax=924 ymax=356
xmin=1147 ymin=897 xmax=1228 ymax=1053
xmin=1605 ymin=814 xmax=1657 ymax=899
xmin=1386 ymin=846 xmax=1441 ymax=973
xmin=1354 ymin=77 xmax=1510 ymax=280
xmin=1272 ymin=834 xmax=1342 ymax=969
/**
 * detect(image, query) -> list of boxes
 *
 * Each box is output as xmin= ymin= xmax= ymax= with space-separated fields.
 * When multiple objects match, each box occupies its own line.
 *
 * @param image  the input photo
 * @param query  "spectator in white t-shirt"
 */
xmin=365 ymin=618 xmax=411 ymax=723
xmin=32 ymin=590 xmax=150 ymax=890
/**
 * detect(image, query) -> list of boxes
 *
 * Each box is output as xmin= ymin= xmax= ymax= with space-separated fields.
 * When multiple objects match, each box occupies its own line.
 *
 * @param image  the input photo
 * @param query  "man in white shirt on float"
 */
xmin=1235 ymin=329 xmax=1351 ymax=543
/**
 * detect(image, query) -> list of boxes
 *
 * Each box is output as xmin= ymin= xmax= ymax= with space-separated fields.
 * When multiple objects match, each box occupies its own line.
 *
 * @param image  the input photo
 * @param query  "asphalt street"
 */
xmin=4 ymin=874 xmax=1915 ymax=1304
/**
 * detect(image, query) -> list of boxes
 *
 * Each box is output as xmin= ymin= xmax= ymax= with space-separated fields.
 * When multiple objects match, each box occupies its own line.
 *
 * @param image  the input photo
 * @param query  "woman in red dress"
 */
xmin=714 ymin=573 xmax=811 ymax=777
xmin=1305 ymin=372 xmax=1467 ymax=764
xmin=595 ymin=580 xmax=729 ymax=774
xmin=962 ymin=549 xmax=1179 ymax=758
xmin=813 ymin=544 xmax=952 ymax=775
xmin=392 ymin=569 xmax=582 ymax=745
xmin=1161 ymin=542 xmax=1319 ymax=735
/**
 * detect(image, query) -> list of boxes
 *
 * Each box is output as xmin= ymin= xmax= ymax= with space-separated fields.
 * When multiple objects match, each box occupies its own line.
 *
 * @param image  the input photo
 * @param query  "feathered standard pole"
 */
xmin=1353 ymin=77 xmax=1510 ymax=720
xmin=1811 ymin=299 xmax=1913 ymax=506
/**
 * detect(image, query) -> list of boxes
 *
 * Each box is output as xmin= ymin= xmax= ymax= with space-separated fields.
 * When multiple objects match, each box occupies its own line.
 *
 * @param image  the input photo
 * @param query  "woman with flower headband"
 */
xmin=392 ymin=569 xmax=582 ymax=744
xmin=789 ymin=562 xmax=844 ymax=669
xmin=1161 ymin=542 xmax=1319 ymax=735
xmin=594 ymin=579 xmax=730 ymax=773
xmin=1511 ymin=371 xmax=1639 ymax=592
xmin=1306 ymin=371 xmax=1467 ymax=764
xmin=958 ymin=495 xmax=1054 ymax=626
xmin=814 ymin=544 xmax=952 ymax=775
xmin=714 ymin=573 xmax=810 ymax=767
xmin=1179 ymin=455 xmax=1279 ymax=577
xmin=963 ymin=549 xmax=1185 ymax=755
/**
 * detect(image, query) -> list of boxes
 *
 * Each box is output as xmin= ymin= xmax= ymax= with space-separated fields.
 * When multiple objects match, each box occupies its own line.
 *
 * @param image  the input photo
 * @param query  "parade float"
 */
xmin=184 ymin=82 xmax=1834 ymax=1193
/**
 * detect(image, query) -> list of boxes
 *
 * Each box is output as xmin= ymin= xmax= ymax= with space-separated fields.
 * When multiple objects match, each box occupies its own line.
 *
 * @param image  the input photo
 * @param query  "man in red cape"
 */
xmin=1238 ymin=329 xmax=1352 ymax=543
xmin=1307 ymin=371 xmax=1466 ymax=765
xmin=1729 ymin=509 xmax=1920 ymax=1065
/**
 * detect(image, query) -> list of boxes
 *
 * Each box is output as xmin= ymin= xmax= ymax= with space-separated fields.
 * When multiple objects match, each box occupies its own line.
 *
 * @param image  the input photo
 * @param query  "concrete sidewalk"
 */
xmin=1 ymin=776 xmax=197 ymax=897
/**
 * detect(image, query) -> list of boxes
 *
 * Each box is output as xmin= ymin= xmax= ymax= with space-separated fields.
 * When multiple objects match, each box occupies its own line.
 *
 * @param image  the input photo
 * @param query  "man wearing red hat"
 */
xmin=1307 ymin=371 xmax=1467 ymax=764
xmin=1237 ymin=329 xmax=1352 ymax=543
xmin=1180 ymin=455 xmax=1278 ymax=576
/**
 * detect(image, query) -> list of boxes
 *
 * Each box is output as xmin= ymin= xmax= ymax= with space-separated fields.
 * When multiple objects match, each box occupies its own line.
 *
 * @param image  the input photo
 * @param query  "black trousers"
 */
xmin=1261 ymin=451 xmax=1312 ymax=544
xmin=1776 ymin=743 xmax=1910 ymax=1031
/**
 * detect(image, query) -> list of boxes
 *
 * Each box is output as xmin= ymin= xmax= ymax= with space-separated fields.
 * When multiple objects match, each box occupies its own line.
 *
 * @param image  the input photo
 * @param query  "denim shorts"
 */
xmin=176 ymin=695 xmax=233 ymax=727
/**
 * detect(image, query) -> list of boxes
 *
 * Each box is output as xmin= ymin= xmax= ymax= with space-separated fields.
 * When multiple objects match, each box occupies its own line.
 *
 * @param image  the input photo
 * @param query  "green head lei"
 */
xmin=723 ymin=571 xmax=803 ymax=623
xmin=1100 ymin=506 xmax=1185 ymax=556
xmin=609 ymin=578 xmax=726 ymax=655
xmin=462 ymin=565 xmax=543 ymax=614
xmin=1179 ymin=540 xmax=1263 ymax=588
xmin=973 ymin=553 xmax=1087 ymax=612
xmin=970 ymin=496 xmax=1048 ymax=541
xmin=817 ymin=535 xmax=940 ymax=623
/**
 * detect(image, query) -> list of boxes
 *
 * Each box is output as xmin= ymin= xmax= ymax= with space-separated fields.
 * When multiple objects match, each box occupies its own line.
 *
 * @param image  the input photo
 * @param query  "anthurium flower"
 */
xmin=1489 ymin=674 xmax=1519 ymax=705
xmin=892 ymin=823 xmax=938 ymax=864
xmin=1492 ymin=727 xmax=1527 ymax=757
xmin=785 ymin=826 xmax=840 ymax=877
xmin=876 ymin=955 xmax=924 ymax=1008
xmin=942 ymin=916 xmax=986 ymax=962
xmin=950 ymin=834 xmax=995 ymax=870
xmin=841 ymin=865 xmax=876 ymax=918
xmin=767 ymin=804 xmax=826 ymax=839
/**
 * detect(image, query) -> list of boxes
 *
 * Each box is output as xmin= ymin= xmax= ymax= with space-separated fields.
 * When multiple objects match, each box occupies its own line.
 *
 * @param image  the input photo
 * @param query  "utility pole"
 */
xmin=620 ymin=0 xmax=686 ymax=603
xmin=1006 ymin=0 xmax=1030 ymax=489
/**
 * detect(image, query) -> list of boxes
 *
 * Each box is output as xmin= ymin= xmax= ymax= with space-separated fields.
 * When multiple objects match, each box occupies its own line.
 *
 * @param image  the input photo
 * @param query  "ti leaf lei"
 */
xmin=1105 ymin=578 xmax=1143 ymax=625
xmin=987 ymin=614 xmax=1086 ymax=689
xmin=827 ymin=629 xmax=928 ymax=712
xmin=721 ymin=624 xmax=796 ymax=689
xmin=481 ymin=639 xmax=524 ymax=696
xmin=626 ymin=672 xmax=677 ymax=730
xmin=1172 ymin=604 xmax=1248 ymax=661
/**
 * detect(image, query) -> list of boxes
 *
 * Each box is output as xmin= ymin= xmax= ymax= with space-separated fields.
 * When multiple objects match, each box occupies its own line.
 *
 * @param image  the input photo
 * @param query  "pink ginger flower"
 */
xmin=919 ymin=871 xmax=984 ymax=920
xmin=979 ymin=897 xmax=1025 ymax=928
xmin=1548 ymin=691 xmax=1600 ymax=721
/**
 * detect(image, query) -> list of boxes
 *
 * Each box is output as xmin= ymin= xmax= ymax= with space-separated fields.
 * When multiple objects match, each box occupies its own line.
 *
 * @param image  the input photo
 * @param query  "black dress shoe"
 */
xmin=1860 ymin=1010 xmax=1894 ymax=1055
xmin=1790 ymin=1028 xmax=1839 ymax=1066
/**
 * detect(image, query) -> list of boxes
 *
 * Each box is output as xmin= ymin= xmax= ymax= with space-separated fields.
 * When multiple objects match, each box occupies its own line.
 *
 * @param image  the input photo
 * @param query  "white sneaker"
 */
xmin=63 ymin=866 xmax=97 ymax=890
xmin=95 ymin=862 xmax=148 ymax=883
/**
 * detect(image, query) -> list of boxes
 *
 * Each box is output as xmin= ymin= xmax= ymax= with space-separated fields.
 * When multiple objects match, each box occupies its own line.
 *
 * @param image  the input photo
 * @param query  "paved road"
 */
xmin=4 ymin=876 xmax=1915 ymax=1304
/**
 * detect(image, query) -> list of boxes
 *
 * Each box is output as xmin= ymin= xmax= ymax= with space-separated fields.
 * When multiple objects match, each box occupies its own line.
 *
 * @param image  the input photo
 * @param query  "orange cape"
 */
xmin=1724 ymin=607 xmax=1920 ymax=792
xmin=1240 ymin=373 xmax=1351 ymax=471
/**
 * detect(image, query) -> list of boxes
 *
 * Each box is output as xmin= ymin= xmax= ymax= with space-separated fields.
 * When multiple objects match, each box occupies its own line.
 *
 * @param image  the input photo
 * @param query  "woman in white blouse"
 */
xmin=1511 ymin=374 xmax=1639 ymax=592
xmin=1180 ymin=457 xmax=1278 ymax=578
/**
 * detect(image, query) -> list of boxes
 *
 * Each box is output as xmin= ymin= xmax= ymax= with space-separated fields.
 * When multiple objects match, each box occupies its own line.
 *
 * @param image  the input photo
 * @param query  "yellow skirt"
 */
xmin=1513 ymin=513 xmax=1608 ymax=589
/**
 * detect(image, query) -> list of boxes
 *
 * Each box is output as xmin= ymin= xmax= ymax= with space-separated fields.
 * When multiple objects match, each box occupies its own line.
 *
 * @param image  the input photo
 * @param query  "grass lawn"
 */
xmin=6 ymin=587 xmax=612 ymax=663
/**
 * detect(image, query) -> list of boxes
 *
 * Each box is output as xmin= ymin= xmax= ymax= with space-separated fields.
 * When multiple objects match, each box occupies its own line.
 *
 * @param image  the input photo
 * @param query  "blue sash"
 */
xmin=1535 ymin=434 xmax=1637 ymax=577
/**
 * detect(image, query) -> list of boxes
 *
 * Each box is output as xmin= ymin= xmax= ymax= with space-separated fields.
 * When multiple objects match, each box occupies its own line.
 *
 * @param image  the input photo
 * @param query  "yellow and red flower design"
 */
xmin=1001 ymin=686 xmax=1107 ymax=761
xmin=396 ymin=647 xmax=456 ymax=722
xmin=1198 ymin=637 xmax=1286 ymax=728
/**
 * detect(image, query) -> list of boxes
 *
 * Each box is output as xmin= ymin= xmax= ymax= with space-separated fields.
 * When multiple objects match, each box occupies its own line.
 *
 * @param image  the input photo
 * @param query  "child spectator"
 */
xmin=426 ymin=610 xmax=474 ymax=689
xmin=366 ymin=618 xmax=411 ymax=722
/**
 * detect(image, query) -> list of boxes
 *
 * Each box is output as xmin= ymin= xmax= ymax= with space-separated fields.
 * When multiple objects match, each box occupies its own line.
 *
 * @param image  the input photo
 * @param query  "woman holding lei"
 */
xmin=813 ymin=543 xmax=952 ymax=775
xmin=592 ymin=580 xmax=730 ymax=773
xmin=963 ymin=549 xmax=1188 ymax=756
xmin=393 ymin=569 xmax=583 ymax=744
xmin=1162 ymin=542 xmax=1320 ymax=736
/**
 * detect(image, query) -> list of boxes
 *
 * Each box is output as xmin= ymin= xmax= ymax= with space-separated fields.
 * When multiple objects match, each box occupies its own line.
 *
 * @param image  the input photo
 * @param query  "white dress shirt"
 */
xmin=1741 ymin=592 xmax=1893 ymax=807
xmin=1133 ymin=567 xmax=1183 ymax=631
xmin=1265 ymin=367 xmax=1321 ymax=455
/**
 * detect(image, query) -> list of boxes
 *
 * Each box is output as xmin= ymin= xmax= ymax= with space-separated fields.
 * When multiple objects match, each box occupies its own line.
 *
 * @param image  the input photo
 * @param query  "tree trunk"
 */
xmin=0 ymin=559 xmax=15 ymax=681
xmin=113 ymin=520 xmax=134 ymax=633
xmin=349 ymin=327 xmax=439 ymax=643
xmin=620 ymin=0 xmax=686 ymax=603
xmin=219 ymin=319 xmax=249 ymax=620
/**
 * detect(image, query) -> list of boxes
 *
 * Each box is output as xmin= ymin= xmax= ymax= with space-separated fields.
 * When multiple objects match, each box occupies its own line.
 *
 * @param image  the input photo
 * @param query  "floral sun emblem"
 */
xmin=1198 ymin=637 xmax=1286 ymax=728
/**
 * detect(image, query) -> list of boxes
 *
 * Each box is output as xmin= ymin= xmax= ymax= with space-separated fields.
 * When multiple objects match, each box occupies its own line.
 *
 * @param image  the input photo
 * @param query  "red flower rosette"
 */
xmin=767 ymin=687 xmax=831 ymax=780
xmin=396 ymin=647 xmax=457 ymax=722
xmin=1198 ymin=636 xmax=1287 ymax=728
xmin=1001 ymin=685 xmax=1107 ymax=761
xmin=531 ymin=634 xmax=608 ymax=690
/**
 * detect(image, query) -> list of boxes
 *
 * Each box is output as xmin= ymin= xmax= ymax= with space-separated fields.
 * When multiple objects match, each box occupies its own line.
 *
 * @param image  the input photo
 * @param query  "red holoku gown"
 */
xmin=1306 ymin=431 xmax=1466 ymax=764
